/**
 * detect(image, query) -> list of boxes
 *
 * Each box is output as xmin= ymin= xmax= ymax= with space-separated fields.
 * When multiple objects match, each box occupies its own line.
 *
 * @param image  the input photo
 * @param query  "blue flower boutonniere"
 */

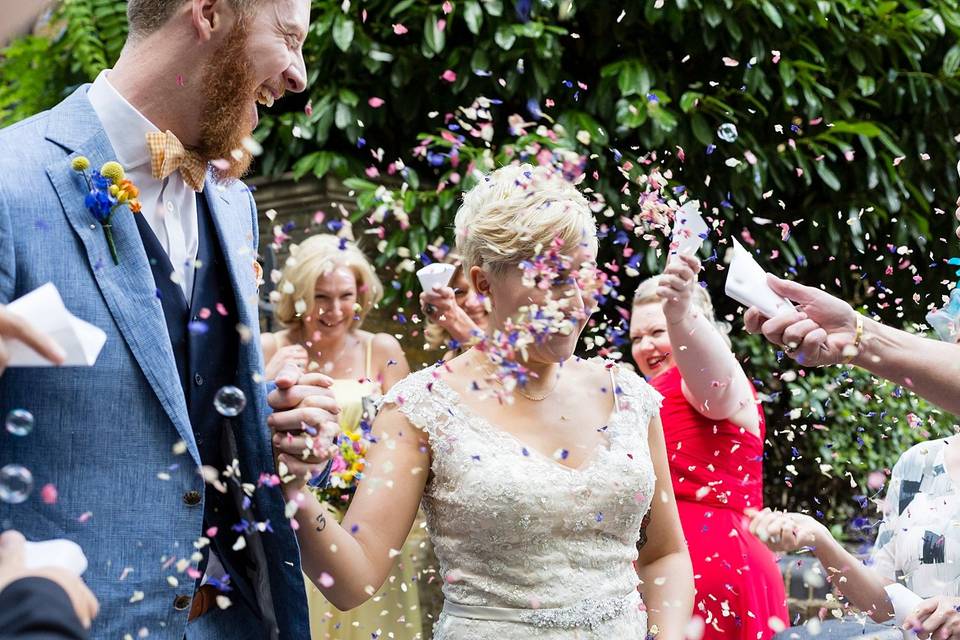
xmin=72 ymin=157 xmax=142 ymax=265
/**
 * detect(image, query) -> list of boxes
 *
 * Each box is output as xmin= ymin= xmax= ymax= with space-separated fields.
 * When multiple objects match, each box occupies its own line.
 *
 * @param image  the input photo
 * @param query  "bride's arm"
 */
xmin=280 ymin=406 xmax=429 ymax=611
xmin=635 ymin=412 xmax=694 ymax=640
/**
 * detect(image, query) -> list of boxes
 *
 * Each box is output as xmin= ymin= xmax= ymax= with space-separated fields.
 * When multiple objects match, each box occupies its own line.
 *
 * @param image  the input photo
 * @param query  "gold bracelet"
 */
xmin=842 ymin=313 xmax=864 ymax=364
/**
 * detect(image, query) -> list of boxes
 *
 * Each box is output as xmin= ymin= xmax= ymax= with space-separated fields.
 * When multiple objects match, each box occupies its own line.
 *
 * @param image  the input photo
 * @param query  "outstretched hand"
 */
xmin=0 ymin=531 xmax=99 ymax=629
xmin=746 ymin=508 xmax=828 ymax=554
xmin=904 ymin=596 xmax=960 ymax=640
xmin=657 ymin=254 xmax=702 ymax=324
xmin=743 ymin=275 xmax=858 ymax=367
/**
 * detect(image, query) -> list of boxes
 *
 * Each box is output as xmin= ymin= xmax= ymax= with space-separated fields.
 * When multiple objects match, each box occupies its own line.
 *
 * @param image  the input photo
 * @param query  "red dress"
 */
xmin=651 ymin=366 xmax=788 ymax=640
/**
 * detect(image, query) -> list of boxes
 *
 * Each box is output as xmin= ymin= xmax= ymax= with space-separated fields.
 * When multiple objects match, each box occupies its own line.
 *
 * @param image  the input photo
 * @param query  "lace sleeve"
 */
xmin=379 ymin=367 xmax=459 ymax=445
xmin=613 ymin=365 xmax=663 ymax=435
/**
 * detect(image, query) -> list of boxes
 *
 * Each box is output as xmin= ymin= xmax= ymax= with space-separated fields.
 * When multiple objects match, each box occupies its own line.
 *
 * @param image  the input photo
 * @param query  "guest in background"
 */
xmin=262 ymin=234 xmax=424 ymax=640
xmin=631 ymin=254 xmax=788 ymax=640
xmin=421 ymin=253 xmax=488 ymax=360
xmin=750 ymin=434 xmax=960 ymax=628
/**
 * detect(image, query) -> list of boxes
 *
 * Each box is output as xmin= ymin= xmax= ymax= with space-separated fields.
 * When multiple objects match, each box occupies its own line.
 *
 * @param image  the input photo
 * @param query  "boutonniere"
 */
xmin=71 ymin=157 xmax=142 ymax=265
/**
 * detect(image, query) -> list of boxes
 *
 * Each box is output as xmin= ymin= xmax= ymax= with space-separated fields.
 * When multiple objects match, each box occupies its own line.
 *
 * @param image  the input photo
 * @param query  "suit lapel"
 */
xmin=44 ymin=88 xmax=200 ymax=466
xmin=204 ymin=183 xmax=267 ymax=418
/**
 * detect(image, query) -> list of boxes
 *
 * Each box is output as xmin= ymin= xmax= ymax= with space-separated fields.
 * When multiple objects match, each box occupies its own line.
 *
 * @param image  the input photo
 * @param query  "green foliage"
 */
xmin=0 ymin=0 xmax=127 ymax=126
xmin=735 ymin=332 xmax=958 ymax=541
xmin=252 ymin=0 xmax=960 ymax=320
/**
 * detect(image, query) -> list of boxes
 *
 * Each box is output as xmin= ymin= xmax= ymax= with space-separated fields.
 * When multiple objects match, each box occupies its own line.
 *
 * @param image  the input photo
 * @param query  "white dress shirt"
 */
xmin=87 ymin=70 xmax=200 ymax=302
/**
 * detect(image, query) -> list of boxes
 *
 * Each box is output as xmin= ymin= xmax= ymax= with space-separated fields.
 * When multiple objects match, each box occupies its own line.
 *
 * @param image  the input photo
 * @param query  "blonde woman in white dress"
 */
xmin=274 ymin=164 xmax=694 ymax=639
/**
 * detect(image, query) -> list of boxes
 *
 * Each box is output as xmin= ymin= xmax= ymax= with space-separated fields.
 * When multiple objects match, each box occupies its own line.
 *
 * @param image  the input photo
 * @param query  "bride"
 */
xmin=276 ymin=163 xmax=694 ymax=638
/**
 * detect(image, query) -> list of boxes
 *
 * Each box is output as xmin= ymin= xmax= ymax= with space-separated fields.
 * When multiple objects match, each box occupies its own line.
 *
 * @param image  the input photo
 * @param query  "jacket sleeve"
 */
xmin=0 ymin=577 xmax=88 ymax=640
xmin=0 ymin=183 xmax=15 ymax=305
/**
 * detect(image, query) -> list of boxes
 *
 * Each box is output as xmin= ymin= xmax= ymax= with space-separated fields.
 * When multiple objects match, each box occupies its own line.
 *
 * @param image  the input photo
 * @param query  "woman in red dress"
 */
xmin=630 ymin=254 xmax=788 ymax=640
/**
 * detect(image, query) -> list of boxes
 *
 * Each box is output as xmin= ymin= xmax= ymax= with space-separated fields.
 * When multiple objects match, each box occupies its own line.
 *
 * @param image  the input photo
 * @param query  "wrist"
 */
xmin=850 ymin=315 xmax=879 ymax=367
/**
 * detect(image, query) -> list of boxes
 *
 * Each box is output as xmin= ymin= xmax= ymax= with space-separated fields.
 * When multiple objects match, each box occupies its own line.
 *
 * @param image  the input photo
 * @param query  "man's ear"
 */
xmin=191 ymin=0 xmax=235 ymax=42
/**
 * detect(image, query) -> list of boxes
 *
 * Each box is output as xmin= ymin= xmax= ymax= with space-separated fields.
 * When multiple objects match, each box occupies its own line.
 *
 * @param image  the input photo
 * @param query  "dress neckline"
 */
xmin=430 ymin=367 xmax=624 ymax=474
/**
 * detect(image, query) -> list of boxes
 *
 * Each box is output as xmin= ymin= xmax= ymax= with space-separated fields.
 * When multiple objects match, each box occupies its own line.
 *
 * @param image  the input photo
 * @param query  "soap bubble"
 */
xmin=5 ymin=409 xmax=34 ymax=437
xmin=717 ymin=123 xmax=739 ymax=143
xmin=0 ymin=465 xmax=33 ymax=504
xmin=214 ymin=386 xmax=247 ymax=417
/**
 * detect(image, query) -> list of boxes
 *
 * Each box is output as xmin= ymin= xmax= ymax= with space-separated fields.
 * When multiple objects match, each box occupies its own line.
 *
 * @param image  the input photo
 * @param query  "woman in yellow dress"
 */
xmin=262 ymin=233 xmax=426 ymax=639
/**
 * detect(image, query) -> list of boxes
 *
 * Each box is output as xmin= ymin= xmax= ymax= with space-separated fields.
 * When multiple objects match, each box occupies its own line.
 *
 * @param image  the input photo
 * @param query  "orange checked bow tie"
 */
xmin=145 ymin=130 xmax=207 ymax=192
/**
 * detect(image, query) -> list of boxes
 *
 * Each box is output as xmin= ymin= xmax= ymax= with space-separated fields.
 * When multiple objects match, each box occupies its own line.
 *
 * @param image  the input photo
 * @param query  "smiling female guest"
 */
xmin=261 ymin=233 xmax=422 ymax=640
xmin=631 ymin=256 xmax=788 ymax=640
xmin=277 ymin=164 xmax=693 ymax=640
xmin=421 ymin=253 xmax=489 ymax=359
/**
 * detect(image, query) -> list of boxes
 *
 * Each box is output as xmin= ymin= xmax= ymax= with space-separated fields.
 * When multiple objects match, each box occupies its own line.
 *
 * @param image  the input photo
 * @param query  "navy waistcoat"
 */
xmin=133 ymin=195 xmax=266 ymax=623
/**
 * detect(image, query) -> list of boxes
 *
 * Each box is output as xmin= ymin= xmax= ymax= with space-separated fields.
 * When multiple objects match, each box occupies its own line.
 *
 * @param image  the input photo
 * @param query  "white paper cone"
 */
xmin=24 ymin=539 xmax=89 ymax=576
xmin=417 ymin=263 xmax=456 ymax=291
xmin=724 ymin=239 xmax=794 ymax=317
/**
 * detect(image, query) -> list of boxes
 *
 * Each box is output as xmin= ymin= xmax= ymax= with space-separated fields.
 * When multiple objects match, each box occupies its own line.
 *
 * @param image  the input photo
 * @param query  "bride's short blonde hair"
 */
xmin=454 ymin=164 xmax=597 ymax=275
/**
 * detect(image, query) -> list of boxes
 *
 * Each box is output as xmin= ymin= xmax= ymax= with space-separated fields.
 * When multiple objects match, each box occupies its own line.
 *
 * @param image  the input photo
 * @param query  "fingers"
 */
xmin=663 ymin=258 xmax=697 ymax=283
xmin=758 ymin=311 xmax=807 ymax=347
xmin=0 ymin=529 xmax=26 ymax=566
xmin=906 ymin=599 xmax=941 ymax=634
xmin=780 ymin=319 xmax=821 ymax=350
xmin=273 ymin=362 xmax=302 ymax=389
xmin=267 ymin=376 xmax=336 ymax=412
xmin=0 ymin=310 xmax=66 ymax=366
xmin=268 ymin=406 xmax=340 ymax=434
xmin=766 ymin=274 xmax=815 ymax=305
xmin=795 ymin=327 xmax=828 ymax=365
xmin=743 ymin=308 xmax=768 ymax=334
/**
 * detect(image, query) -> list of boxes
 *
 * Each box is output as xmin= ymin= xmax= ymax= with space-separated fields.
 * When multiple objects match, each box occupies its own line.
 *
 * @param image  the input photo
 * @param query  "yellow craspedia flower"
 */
xmin=100 ymin=161 xmax=125 ymax=184
xmin=71 ymin=156 xmax=90 ymax=172
xmin=109 ymin=184 xmax=120 ymax=197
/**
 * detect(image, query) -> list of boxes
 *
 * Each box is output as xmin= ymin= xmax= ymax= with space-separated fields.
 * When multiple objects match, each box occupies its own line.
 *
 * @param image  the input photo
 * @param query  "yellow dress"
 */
xmin=305 ymin=339 xmax=426 ymax=640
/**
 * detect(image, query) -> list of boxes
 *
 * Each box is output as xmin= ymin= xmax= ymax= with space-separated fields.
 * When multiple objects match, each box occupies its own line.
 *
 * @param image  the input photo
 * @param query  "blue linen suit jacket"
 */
xmin=0 ymin=86 xmax=309 ymax=639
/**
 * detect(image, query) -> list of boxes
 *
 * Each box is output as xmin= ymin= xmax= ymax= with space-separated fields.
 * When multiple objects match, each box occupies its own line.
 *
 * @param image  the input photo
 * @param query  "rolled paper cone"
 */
xmin=883 ymin=583 xmax=923 ymax=627
xmin=417 ymin=263 xmax=456 ymax=291
xmin=724 ymin=239 xmax=795 ymax=318
xmin=24 ymin=539 xmax=89 ymax=576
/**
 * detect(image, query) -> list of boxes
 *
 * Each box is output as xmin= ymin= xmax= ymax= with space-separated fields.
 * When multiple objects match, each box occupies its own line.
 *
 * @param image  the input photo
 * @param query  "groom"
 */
xmin=0 ymin=0 xmax=335 ymax=638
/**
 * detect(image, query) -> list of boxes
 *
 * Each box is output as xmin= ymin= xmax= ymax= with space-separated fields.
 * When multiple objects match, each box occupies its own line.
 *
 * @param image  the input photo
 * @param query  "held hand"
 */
xmin=0 ymin=308 xmax=66 ymax=375
xmin=657 ymin=254 xmax=701 ymax=324
xmin=746 ymin=508 xmax=827 ymax=553
xmin=264 ymin=344 xmax=309 ymax=380
xmin=0 ymin=531 xmax=99 ymax=629
xmin=268 ymin=364 xmax=341 ymax=490
xmin=904 ymin=597 xmax=960 ymax=640
xmin=420 ymin=286 xmax=466 ymax=330
xmin=743 ymin=275 xmax=858 ymax=366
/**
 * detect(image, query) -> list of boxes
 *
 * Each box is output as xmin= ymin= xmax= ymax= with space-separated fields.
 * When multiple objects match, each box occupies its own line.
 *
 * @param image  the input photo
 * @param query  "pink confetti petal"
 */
xmin=319 ymin=572 xmax=335 ymax=588
xmin=368 ymin=97 xmax=385 ymax=108
xmin=440 ymin=69 xmax=457 ymax=83
xmin=40 ymin=483 xmax=58 ymax=504
xmin=392 ymin=23 xmax=408 ymax=35
xmin=442 ymin=1 xmax=453 ymax=14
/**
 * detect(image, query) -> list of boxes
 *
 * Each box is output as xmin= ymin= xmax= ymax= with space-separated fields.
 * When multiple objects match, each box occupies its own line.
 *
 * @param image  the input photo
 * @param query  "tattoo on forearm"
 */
xmin=637 ymin=511 xmax=652 ymax=550
xmin=315 ymin=513 xmax=327 ymax=532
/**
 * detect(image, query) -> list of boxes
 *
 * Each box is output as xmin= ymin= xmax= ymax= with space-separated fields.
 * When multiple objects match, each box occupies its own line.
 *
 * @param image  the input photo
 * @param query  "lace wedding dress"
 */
xmin=381 ymin=362 xmax=662 ymax=639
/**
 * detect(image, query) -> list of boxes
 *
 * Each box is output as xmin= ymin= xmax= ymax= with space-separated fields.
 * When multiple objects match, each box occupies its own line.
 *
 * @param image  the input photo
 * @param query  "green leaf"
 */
xmin=464 ymin=1 xmax=484 ymax=34
xmin=423 ymin=205 xmax=441 ymax=231
xmin=291 ymin=152 xmax=319 ymax=180
xmin=944 ymin=44 xmax=960 ymax=76
xmin=388 ymin=0 xmax=417 ymax=17
xmin=342 ymin=177 xmax=378 ymax=192
xmin=482 ymin=0 xmax=503 ymax=17
xmin=332 ymin=16 xmax=354 ymax=52
xmin=424 ymin=13 xmax=446 ymax=54
xmin=494 ymin=25 xmax=517 ymax=50
xmin=761 ymin=1 xmax=783 ymax=29
xmin=814 ymin=161 xmax=841 ymax=191
xmin=856 ymin=75 xmax=876 ymax=97
xmin=679 ymin=91 xmax=703 ymax=113
xmin=312 ymin=151 xmax=336 ymax=179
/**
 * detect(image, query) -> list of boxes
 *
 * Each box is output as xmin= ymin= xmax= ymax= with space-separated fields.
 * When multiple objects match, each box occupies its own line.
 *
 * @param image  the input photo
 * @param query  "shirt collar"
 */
xmin=86 ymin=70 xmax=158 ymax=170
